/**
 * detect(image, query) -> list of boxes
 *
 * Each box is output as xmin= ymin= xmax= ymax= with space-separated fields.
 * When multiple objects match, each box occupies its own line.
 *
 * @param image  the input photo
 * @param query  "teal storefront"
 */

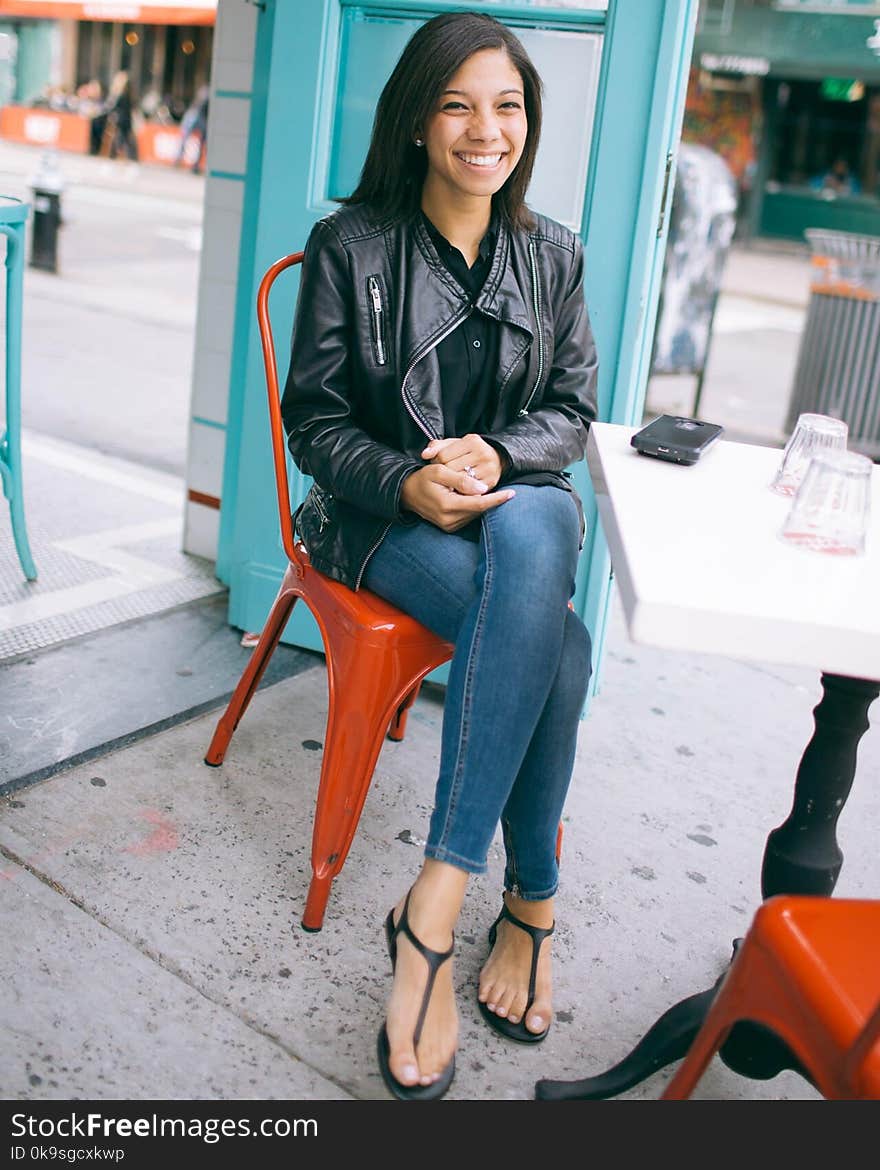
xmin=216 ymin=0 xmax=698 ymax=701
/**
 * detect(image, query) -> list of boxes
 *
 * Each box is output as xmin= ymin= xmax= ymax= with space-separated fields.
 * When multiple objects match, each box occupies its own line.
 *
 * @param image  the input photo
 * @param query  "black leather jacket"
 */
xmin=281 ymin=203 xmax=599 ymax=590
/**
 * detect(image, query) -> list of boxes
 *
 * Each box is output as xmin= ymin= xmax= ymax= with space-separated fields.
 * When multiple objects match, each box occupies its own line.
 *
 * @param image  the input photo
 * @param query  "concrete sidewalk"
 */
xmin=1 ymin=146 xmax=878 ymax=1104
xmin=4 ymin=589 xmax=879 ymax=1102
xmin=4 ymin=512 xmax=879 ymax=1105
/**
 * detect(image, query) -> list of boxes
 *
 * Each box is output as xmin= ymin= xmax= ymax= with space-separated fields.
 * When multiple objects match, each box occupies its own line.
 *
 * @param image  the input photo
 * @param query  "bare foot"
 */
xmin=384 ymin=876 xmax=462 ymax=1088
xmin=478 ymin=894 xmax=554 ymax=1036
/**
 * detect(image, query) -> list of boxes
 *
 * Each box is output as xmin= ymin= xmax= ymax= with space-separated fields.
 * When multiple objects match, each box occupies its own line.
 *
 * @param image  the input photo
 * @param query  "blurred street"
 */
xmin=0 ymin=139 xmax=202 ymax=476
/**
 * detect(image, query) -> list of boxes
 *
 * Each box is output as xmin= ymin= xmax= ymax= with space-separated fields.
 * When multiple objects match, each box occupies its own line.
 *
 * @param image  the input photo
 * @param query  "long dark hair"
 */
xmin=341 ymin=11 xmax=542 ymax=229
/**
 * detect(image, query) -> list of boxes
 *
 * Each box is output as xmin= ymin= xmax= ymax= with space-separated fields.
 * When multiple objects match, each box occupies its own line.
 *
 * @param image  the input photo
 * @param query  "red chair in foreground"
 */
xmin=661 ymin=894 xmax=880 ymax=1100
xmin=204 ymin=252 xmax=454 ymax=932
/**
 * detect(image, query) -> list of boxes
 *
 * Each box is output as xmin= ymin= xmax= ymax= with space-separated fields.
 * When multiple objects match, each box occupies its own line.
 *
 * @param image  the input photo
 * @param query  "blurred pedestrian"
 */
xmin=175 ymin=85 xmax=210 ymax=173
xmin=815 ymin=157 xmax=859 ymax=197
xmin=75 ymin=79 xmax=107 ymax=155
xmin=104 ymin=71 xmax=139 ymax=162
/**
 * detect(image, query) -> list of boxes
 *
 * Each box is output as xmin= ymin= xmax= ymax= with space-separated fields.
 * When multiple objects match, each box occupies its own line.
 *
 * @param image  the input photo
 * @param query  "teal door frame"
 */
xmin=217 ymin=0 xmax=698 ymax=701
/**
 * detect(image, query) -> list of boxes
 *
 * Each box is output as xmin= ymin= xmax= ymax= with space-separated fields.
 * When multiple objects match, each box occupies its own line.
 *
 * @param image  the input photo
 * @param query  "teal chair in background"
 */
xmin=1 ymin=195 xmax=37 ymax=581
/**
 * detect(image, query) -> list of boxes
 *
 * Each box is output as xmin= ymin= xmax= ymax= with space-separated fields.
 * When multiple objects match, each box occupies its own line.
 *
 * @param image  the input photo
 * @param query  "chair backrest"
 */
xmin=255 ymin=251 xmax=305 ymax=570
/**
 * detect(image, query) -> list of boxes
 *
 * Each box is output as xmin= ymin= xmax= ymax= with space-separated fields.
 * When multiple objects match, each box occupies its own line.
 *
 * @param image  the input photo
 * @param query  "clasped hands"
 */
xmin=400 ymin=434 xmax=515 ymax=532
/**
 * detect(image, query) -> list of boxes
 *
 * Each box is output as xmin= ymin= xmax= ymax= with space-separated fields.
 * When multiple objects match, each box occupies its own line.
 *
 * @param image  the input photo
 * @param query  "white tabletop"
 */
xmin=586 ymin=422 xmax=880 ymax=681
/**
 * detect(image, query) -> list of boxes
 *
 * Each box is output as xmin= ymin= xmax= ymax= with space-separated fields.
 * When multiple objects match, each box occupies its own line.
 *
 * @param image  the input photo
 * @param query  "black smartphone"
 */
xmin=630 ymin=415 xmax=724 ymax=466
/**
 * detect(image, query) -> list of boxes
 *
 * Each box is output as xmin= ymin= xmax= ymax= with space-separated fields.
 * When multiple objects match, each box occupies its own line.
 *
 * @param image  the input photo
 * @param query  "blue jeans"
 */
xmin=363 ymin=484 xmax=592 ymax=901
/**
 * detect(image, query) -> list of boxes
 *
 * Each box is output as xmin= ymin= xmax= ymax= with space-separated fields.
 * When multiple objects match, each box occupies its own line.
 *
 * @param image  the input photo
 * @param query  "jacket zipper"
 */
xmin=367 ymin=275 xmax=387 ymax=365
xmin=519 ymin=240 xmax=544 ymax=417
xmin=399 ymin=307 xmax=471 ymax=439
xmin=354 ymin=521 xmax=393 ymax=591
xmin=312 ymin=487 xmax=330 ymax=532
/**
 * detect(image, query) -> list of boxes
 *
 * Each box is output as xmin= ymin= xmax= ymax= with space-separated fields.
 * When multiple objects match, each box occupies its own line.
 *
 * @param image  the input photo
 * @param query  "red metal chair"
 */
xmin=204 ymin=252 xmax=454 ymax=932
xmin=661 ymin=894 xmax=880 ymax=1100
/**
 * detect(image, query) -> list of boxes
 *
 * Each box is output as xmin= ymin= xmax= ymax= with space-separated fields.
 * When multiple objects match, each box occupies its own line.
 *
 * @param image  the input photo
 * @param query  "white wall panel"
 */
xmin=190 ymin=347 xmax=234 ymax=424
xmin=186 ymin=420 xmax=227 ymax=500
xmin=183 ymin=0 xmax=256 ymax=558
xmin=184 ymin=498 xmax=222 ymax=560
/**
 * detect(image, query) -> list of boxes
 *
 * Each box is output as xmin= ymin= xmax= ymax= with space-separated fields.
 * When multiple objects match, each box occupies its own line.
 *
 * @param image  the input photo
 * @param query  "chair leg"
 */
xmin=845 ymin=999 xmax=880 ymax=1096
xmin=204 ymin=571 xmax=300 ymax=766
xmin=387 ymin=681 xmax=422 ymax=742
xmin=661 ymin=943 xmax=770 ymax=1099
xmin=3 ymin=222 xmax=36 ymax=582
xmin=302 ymin=631 xmax=441 ymax=931
xmin=302 ymin=872 xmax=333 ymax=934
xmin=8 ymin=481 xmax=37 ymax=581
xmin=303 ymin=677 xmax=406 ymax=930
xmin=660 ymin=1007 xmax=736 ymax=1099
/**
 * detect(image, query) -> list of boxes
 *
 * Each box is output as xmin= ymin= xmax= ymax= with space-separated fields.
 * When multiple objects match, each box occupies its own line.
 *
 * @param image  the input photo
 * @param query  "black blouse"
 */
xmin=421 ymin=212 xmax=500 ymax=439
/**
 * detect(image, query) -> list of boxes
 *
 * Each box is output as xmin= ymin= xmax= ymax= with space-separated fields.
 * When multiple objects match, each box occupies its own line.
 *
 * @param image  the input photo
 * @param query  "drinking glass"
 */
xmin=769 ymin=413 xmax=849 ymax=497
xmin=778 ymin=448 xmax=872 ymax=556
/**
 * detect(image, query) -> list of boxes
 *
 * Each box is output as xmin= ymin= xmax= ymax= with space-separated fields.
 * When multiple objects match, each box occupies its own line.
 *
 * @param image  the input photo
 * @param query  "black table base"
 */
xmin=536 ymin=672 xmax=879 ymax=1101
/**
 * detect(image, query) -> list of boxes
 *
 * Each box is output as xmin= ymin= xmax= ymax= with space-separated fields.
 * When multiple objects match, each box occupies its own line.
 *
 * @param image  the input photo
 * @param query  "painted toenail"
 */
xmin=402 ymin=1064 xmax=418 ymax=1082
xmin=531 ymin=1016 xmax=544 ymax=1030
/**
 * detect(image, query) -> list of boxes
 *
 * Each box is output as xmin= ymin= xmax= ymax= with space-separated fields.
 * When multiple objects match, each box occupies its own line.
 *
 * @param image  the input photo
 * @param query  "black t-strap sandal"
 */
xmin=478 ymin=901 xmax=554 ymax=1044
xmin=377 ymin=891 xmax=456 ymax=1100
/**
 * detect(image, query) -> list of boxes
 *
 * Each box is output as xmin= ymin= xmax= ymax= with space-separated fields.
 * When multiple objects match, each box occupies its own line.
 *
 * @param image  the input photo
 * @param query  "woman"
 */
xmin=282 ymin=10 xmax=598 ymax=1100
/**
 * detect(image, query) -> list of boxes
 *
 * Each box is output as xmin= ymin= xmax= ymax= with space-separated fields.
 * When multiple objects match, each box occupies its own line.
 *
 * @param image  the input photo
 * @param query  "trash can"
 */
xmin=786 ymin=229 xmax=880 ymax=459
xmin=29 ymin=151 xmax=64 ymax=273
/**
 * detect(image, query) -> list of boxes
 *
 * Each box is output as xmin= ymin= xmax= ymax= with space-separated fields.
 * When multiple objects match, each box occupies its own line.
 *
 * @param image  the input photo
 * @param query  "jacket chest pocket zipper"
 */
xmin=367 ymin=275 xmax=387 ymax=366
xmin=520 ymin=240 xmax=545 ymax=416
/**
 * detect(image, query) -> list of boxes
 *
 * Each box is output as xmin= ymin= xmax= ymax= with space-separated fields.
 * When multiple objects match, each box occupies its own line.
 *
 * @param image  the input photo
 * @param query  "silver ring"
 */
xmin=465 ymin=465 xmax=477 ymax=479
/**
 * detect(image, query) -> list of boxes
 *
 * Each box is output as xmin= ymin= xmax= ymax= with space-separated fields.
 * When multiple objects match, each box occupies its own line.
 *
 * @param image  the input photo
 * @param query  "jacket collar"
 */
xmin=420 ymin=209 xmax=497 ymax=272
xmin=476 ymin=221 xmax=533 ymax=333
xmin=408 ymin=213 xmax=533 ymax=335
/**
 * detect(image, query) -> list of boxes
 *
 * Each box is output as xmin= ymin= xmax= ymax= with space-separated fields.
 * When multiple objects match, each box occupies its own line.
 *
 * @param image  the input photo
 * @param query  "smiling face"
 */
xmin=420 ymin=47 xmax=528 ymax=215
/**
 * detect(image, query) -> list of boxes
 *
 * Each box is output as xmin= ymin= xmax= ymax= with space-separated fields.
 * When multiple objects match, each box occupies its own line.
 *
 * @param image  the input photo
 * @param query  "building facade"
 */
xmin=0 ymin=0 xmax=215 ymax=163
xmin=684 ymin=0 xmax=880 ymax=240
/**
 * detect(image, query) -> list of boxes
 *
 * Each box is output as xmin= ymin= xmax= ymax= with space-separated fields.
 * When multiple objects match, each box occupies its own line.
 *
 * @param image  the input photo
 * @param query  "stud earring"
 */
xmin=414 ymin=137 xmax=424 ymax=147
